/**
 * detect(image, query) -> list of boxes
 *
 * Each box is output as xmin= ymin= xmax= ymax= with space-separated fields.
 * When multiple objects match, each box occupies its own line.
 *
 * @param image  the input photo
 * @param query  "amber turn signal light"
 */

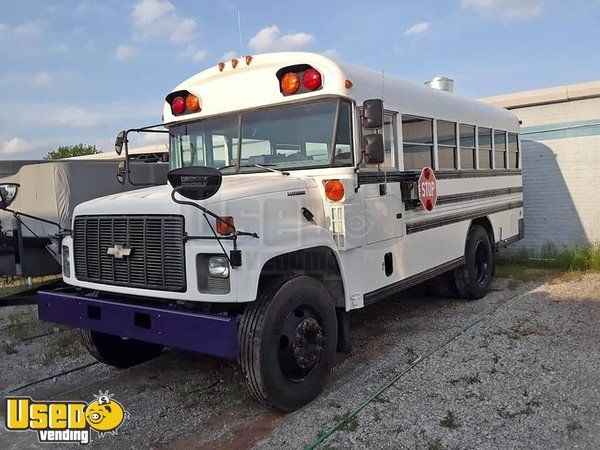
xmin=281 ymin=72 xmax=300 ymax=95
xmin=185 ymin=94 xmax=200 ymax=112
xmin=324 ymin=179 xmax=345 ymax=202
xmin=217 ymin=216 xmax=235 ymax=235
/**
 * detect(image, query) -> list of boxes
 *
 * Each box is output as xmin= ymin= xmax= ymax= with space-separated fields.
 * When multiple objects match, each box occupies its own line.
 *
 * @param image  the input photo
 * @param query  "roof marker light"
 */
xmin=281 ymin=72 xmax=300 ymax=95
xmin=302 ymin=68 xmax=322 ymax=90
xmin=185 ymin=94 xmax=200 ymax=112
xmin=245 ymin=55 xmax=253 ymax=65
xmin=171 ymin=96 xmax=185 ymax=115
xmin=231 ymin=58 xmax=239 ymax=68
xmin=218 ymin=62 xmax=225 ymax=72
xmin=345 ymin=79 xmax=353 ymax=89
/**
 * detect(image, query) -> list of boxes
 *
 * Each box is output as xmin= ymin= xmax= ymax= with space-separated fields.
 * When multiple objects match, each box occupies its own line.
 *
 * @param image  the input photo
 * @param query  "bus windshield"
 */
xmin=169 ymin=99 xmax=353 ymax=173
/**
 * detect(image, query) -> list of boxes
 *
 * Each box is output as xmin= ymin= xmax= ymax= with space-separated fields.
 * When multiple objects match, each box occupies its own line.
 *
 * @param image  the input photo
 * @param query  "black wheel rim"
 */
xmin=474 ymin=241 xmax=490 ymax=285
xmin=277 ymin=305 xmax=325 ymax=382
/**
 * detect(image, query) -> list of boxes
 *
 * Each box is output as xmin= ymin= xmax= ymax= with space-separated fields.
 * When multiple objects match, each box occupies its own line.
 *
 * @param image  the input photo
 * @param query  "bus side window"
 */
xmin=494 ymin=130 xmax=507 ymax=169
xmin=362 ymin=111 xmax=397 ymax=169
xmin=459 ymin=124 xmax=476 ymax=169
xmin=402 ymin=115 xmax=433 ymax=170
xmin=508 ymin=133 xmax=519 ymax=168
xmin=478 ymin=127 xmax=492 ymax=169
xmin=437 ymin=120 xmax=457 ymax=169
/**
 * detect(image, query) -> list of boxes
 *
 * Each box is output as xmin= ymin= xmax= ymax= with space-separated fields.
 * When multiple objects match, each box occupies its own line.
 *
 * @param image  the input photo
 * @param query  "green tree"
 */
xmin=43 ymin=144 xmax=102 ymax=160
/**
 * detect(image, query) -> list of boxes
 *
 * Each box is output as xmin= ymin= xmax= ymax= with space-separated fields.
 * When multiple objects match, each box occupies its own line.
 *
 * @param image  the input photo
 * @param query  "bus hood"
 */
xmin=74 ymin=173 xmax=311 ymax=216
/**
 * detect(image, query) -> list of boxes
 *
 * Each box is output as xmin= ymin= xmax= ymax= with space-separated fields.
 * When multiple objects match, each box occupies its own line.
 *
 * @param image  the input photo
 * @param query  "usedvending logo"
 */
xmin=4 ymin=390 xmax=129 ymax=444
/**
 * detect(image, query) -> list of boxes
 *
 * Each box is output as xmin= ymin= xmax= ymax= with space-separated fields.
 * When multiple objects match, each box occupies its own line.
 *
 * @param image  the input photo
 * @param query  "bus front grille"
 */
xmin=73 ymin=215 xmax=186 ymax=292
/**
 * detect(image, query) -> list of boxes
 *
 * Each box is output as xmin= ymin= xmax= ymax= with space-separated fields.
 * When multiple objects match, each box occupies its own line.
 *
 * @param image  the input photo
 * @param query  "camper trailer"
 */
xmin=38 ymin=52 xmax=523 ymax=411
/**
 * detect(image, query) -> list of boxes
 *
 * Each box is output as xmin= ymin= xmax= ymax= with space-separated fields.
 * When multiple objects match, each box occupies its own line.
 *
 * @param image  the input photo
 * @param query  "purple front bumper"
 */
xmin=37 ymin=290 xmax=239 ymax=359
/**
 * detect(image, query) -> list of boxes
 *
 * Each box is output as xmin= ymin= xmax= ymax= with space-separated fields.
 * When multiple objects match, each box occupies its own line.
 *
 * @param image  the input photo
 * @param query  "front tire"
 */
xmin=80 ymin=330 xmax=163 ymax=368
xmin=238 ymin=276 xmax=338 ymax=412
xmin=454 ymin=225 xmax=493 ymax=300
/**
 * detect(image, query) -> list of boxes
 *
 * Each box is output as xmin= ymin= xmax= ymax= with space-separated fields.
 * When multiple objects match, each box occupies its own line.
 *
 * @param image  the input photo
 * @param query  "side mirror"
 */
xmin=115 ymin=131 xmax=126 ymax=155
xmin=362 ymin=134 xmax=384 ymax=164
xmin=0 ymin=183 xmax=19 ymax=209
xmin=117 ymin=161 xmax=126 ymax=185
xmin=168 ymin=166 xmax=222 ymax=200
xmin=362 ymin=99 xmax=383 ymax=129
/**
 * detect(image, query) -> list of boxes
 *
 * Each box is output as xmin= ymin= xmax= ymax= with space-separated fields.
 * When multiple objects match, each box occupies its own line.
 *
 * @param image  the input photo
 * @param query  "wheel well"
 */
xmin=471 ymin=217 xmax=495 ymax=250
xmin=258 ymin=247 xmax=345 ymax=308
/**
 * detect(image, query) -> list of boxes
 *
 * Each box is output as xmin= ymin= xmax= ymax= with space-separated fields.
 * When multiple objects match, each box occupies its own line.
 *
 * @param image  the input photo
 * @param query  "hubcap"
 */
xmin=277 ymin=306 xmax=325 ymax=381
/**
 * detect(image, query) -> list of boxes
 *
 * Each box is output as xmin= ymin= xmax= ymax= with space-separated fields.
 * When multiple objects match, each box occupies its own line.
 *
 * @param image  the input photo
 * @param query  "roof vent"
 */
xmin=425 ymin=76 xmax=454 ymax=93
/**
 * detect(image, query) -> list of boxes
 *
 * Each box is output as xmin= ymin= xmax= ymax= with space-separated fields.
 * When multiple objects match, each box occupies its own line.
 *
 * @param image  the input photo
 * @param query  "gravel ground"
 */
xmin=0 ymin=272 xmax=599 ymax=449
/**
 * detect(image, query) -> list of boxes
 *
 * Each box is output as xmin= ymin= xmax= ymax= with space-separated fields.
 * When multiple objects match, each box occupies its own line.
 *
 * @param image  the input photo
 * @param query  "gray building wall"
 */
xmin=482 ymin=88 xmax=600 ymax=255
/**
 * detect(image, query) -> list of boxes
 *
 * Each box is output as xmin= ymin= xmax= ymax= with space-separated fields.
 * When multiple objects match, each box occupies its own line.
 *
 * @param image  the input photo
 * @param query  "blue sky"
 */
xmin=0 ymin=0 xmax=598 ymax=158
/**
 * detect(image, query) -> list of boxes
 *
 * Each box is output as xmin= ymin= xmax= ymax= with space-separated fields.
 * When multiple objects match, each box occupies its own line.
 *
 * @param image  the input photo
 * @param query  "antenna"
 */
xmin=381 ymin=70 xmax=385 ymax=101
xmin=237 ymin=10 xmax=243 ymax=56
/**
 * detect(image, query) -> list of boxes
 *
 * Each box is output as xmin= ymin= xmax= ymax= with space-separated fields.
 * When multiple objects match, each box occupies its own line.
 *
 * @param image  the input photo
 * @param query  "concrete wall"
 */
xmin=508 ymin=96 xmax=600 ymax=255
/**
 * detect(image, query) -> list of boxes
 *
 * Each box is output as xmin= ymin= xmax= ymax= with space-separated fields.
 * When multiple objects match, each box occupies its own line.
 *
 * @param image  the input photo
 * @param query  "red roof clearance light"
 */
xmin=302 ymin=68 xmax=322 ymax=90
xmin=171 ymin=96 xmax=185 ymax=115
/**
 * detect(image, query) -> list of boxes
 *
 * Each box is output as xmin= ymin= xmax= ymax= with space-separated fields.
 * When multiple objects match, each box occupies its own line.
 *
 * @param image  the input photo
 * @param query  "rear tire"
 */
xmin=238 ymin=276 xmax=337 ymax=412
xmin=80 ymin=330 xmax=163 ymax=368
xmin=454 ymin=225 xmax=493 ymax=300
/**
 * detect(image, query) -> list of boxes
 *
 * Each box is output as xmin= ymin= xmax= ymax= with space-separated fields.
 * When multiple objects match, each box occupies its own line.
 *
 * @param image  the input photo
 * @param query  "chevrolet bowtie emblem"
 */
xmin=107 ymin=244 xmax=132 ymax=259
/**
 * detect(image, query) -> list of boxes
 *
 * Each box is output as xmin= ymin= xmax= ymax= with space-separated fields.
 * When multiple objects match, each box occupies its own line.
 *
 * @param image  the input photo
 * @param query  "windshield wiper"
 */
xmin=219 ymin=163 xmax=289 ymax=176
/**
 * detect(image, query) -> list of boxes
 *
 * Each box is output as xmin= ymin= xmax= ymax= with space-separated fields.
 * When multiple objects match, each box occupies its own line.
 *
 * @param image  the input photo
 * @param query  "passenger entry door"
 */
xmin=363 ymin=112 xmax=404 ymax=245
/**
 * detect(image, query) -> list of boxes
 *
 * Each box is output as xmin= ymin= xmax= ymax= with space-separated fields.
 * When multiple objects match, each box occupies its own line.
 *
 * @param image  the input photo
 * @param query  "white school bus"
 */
xmin=38 ymin=52 xmax=523 ymax=411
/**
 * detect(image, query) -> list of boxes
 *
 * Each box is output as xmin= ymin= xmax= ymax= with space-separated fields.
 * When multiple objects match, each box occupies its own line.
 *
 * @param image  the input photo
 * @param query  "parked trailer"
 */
xmin=0 ymin=159 xmax=168 ymax=278
xmin=38 ymin=52 xmax=523 ymax=411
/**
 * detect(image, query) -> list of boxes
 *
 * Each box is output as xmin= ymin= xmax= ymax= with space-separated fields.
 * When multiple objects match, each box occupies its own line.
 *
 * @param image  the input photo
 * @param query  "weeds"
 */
xmin=1 ymin=339 xmax=17 ymax=355
xmin=439 ymin=411 xmax=461 ymax=429
xmin=566 ymin=419 xmax=582 ymax=433
xmin=427 ymin=437 xmax=444 ymax=450
xmin=405 ymin=347 xmax=420 ymax=364
xmin=332 ymin=412 xmax=359 ymax=432
xmin=498 ymin=242 xmax=600 ymax=276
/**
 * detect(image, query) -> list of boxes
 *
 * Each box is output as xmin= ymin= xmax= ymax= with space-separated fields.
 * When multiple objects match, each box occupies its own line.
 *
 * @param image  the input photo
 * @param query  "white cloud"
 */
xmin=14 ymin=22 xmax=41 ymax=36
xmin=461 ymin=0 xmax=543 ymax=20
xmin=1 ymin=137 xmax=40 ymax=154
xmin=114 ymin=45 xmax=138 ymax=61
xmin=405 ymin=22 xmax=430 ymax=36
xmin=30 ymin=72 xmax=53 ymax=87
xmin=0 ymin=22 xmax=7 ymax=33
xmin=221 ymin=50 xmax=237 ymax=61
xmin=178 ymin=44 xmax=207 ymax=62
xmin=248 ymin=25 xmax=315 ymax=53
xmin=132 ymin=0 xmax=197 ymax=44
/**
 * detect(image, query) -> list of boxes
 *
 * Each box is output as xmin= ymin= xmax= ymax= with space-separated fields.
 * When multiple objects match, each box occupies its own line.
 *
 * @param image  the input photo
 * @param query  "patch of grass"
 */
xmin=498 ymin=242 xmax=600 ymax=277
xmin=405 ymin=347 xmax=420 ymax=364
xmin=41 ymin=330 xmax=83 ymax=364
xmin=427 ymin=438 xmax=444 ymax=450
xmin=439 ymin=411 xmax=461 ymax=429
xmin=372 ymin=394 xmax=390 ymax=404
xmin=333 ymin=412 xmax=359 ymax=432
xmin=1 ymin=339 xmax=17 ymax=355
xmin=6 ymin=309 xmax=35 ymax=340
xmin=566 ymin=419 xmax=582 ymax=433
xmin=496 ymin=324 xmax=546 ymax=340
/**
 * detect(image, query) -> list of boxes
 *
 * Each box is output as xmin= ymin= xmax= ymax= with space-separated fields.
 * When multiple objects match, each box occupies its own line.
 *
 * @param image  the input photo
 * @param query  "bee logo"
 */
xmin=85 ymin=391 xmax=128 ymax=436
xmin=5 ymin=390 xmax=129 ymax=444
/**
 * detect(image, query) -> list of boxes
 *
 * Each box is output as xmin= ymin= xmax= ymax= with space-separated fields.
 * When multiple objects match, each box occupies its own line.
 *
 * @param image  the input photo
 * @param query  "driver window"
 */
xmin=363 ymin=112 xmax=397 ymax=169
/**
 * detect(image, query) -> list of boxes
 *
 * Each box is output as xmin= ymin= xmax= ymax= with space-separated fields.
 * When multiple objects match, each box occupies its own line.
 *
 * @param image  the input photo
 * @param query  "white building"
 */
xmin=481 ymin=81 xmax=600 ymax=255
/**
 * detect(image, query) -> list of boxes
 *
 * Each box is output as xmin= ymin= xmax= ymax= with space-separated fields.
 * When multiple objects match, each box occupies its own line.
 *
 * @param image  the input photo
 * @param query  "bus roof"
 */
xmin=164 ymin=52 xmax=520 ymax=133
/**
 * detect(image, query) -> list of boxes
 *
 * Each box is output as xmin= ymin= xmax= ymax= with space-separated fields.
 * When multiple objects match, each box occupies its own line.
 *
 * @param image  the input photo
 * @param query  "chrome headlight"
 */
xmin=0 ymin=183 xmax=19 ymax=208
xmin=208 ymin=255 xmax=230 ymax=279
